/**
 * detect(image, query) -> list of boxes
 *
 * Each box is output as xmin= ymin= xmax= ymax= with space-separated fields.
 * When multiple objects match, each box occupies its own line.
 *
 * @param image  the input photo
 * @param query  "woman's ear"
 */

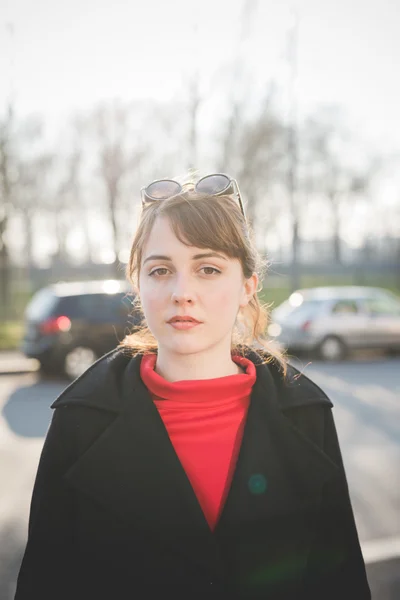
xmin=239 ymin=273 xmax=258 ymax=308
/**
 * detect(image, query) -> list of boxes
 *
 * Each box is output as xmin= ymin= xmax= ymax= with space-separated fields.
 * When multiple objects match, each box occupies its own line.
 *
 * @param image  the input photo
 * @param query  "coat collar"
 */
xmin=52 ymin=346 xmax=333 ymax=414
xmin=52 ymin=347 xmax=338 ymax=580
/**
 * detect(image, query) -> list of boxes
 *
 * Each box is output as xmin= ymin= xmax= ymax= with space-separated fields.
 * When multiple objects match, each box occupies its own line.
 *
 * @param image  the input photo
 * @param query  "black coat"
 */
xmin=15 ymin=348 xmax=371 ymax=600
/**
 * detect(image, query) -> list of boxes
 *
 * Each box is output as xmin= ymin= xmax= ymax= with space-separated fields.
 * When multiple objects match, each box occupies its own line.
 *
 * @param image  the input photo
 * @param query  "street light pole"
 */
xmin=287 ymin=10 xmax=300 ymax=292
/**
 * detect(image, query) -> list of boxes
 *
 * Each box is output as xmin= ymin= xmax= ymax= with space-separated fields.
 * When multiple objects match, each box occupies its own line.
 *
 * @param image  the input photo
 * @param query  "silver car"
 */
xmin=268 ymin=286 xmax=400 ymax=360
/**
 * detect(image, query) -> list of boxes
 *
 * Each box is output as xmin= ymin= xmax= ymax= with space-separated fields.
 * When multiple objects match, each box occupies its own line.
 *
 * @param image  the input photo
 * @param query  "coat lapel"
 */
xmin=63 ymin=356 xmax=223 ymax=576
xmin=58 ymin=350 xmax=338 ymax=585
xmin=215 ymin=358 xmax=339 ymax=592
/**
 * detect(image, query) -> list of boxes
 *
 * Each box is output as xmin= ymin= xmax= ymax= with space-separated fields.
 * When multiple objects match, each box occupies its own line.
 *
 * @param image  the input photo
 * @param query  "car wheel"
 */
xmin=63 ymin=346 xmax=98 ymax=380
xmin=318 ymin=336 xmax=347 ymax=361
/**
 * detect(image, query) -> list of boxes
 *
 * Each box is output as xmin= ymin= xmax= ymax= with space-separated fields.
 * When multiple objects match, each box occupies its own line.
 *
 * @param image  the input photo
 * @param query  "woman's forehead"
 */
xmin=142 ymin=216 xmax=229 ymax=257
xmin=144 ymin=215 xmax=186 ymax=246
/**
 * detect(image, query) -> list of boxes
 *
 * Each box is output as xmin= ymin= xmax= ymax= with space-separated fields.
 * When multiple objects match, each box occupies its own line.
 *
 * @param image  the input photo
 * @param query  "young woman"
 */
xmin=15 ymin=174 xmax=371 ymax=600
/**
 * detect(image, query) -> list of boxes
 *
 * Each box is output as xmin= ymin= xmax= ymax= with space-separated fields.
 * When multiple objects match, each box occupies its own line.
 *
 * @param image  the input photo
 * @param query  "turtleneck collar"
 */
xmin=140 ymin=353 xmax=256 ymax=403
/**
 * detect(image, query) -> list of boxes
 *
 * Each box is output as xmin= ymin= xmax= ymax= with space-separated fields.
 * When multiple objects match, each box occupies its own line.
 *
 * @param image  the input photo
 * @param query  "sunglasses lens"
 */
xmin=196 ymin=174 xmax=230 ymax=195
xmin=146 ymin=180 xmax=181 ymax=200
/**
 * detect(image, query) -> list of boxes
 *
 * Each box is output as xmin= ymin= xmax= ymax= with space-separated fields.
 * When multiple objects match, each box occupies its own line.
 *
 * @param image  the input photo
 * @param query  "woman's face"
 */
xmin=138 ymin=216 xmax=258 ymax=358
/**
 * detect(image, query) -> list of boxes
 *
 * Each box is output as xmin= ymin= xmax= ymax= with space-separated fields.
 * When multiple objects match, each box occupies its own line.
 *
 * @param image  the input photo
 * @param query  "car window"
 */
xmin=106 ymin=293 xmax=136 ymax=319
xmin=331 ymin=300 xmax=359 ymax=314
xmin=273 ymin=299 xmax=322 ymax=322
xmin=57 ymin=293 xmax=135 ymax=320
xmin=56 ymin=295 xmax=86 ymax=318
xmin=25 ymin=288 xmax=58 ymax=320
xmin=363 ymin=295 xmax=400 ymax=316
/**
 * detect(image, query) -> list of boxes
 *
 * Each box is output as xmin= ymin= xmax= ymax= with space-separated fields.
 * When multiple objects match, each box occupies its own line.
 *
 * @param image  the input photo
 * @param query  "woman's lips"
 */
xmin=168 ymin=321 xmax=201 ymax=330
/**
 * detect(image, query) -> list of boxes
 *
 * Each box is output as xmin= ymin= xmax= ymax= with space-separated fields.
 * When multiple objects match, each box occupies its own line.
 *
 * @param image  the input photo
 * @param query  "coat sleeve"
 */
xmin=14 ymin=408 xmax=77 ymax=600
xmin=303 ymin=406 xmax=371 ymax=599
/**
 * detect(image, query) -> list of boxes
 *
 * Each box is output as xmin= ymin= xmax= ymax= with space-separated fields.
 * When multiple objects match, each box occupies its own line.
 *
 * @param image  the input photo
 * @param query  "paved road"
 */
xmin=291 ymin=355 xmax=400 ymax=546
xmin=0 ymin=354 xmax=399 ymax=599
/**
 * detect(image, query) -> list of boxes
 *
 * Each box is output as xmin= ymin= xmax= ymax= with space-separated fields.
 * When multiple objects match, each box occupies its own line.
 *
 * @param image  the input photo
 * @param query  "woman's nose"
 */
xmin=171 ymin=276 xmax=195 ymax=304
xmin=171 ymin=291 xmax=193 ymax=304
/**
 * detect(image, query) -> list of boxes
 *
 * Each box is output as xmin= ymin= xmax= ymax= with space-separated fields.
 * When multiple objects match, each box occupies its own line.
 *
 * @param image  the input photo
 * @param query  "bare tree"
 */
xmin=16 ymin=152 xmax=53 ymax=266
xmin=301 ymin=108 xmax=380 ymax=264
xmin=0 ymin=106 xmax=15 ymax=314
xmin=82 ymin=99 xmax=165 ymax=272
xmin=49 ymin=115 xmax=94 ymax=265
xmin=214 ymin=69 xmax=286 ymax=231
xmin=214 ymin=0 xmax=286 ymax=233
xmin=0 ymin=110 xmax=50 ymax=313
xmin=88 ymin=102 xmax=136 ymax=274
xmin=236 ymin=96 xmax=286 ymax=228
xmin=217 ymin=0 xmax=259 ymax=174
xmin=69 ymin=117 xmax=92 ymax=260
xmin=8 ymin=116 xmax=54 ymax=270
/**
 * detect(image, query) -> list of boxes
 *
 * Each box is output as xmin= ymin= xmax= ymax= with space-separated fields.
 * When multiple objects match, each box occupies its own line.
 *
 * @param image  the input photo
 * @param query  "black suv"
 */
xmin=21 ymin=280 xmax=141 ymax=380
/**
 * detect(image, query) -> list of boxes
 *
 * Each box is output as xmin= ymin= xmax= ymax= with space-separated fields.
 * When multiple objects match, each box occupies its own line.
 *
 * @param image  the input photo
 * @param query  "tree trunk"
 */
xmin=21 ymin=210 xmax=35 ymax=268
xmin=81 ymin=207 xmax=93 ymax=263
xmin=107 ymin=185 xmax=120 ymax=278
xmin=54 ymin=211 xmax=69 ymax=263
xmin=330 ymin=193 xmax=342 ymax=264
xmin=0 ymin=226 xmax=10 ymax=318
xmin=290 ymin=218 xmax=300 ymax=291
xmin=0 ymin=123 xmax=12 ymax=317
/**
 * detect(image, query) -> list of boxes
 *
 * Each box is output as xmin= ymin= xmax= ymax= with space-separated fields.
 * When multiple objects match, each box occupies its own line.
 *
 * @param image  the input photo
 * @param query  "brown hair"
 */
xmin=120 ymin=183 xmax=287 ymax=374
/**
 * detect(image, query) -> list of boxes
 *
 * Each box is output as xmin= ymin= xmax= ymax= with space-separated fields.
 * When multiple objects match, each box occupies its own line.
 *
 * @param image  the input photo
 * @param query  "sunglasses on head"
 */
xmin=141 ymin=173 xmax=246 ymax=219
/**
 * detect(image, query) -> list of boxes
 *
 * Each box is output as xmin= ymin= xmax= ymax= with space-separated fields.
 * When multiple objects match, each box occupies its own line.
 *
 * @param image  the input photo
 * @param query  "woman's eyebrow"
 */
xmin=192 ymin=252 xmax=227 ymax=261
xmin=143 ymin=254 xmax=172 ymax=264
xmin=143 ymin=252 xmax=227 ymax=265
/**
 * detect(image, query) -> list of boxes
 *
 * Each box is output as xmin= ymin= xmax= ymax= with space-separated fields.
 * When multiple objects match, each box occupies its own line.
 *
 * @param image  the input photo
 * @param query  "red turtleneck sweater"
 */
xmin=140 ymin=354 xmax=256 ymax=531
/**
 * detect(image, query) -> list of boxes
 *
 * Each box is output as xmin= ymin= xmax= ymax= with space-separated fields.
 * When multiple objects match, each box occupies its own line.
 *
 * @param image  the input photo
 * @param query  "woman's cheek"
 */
xmin=144 ymin=295 xmax=161 ymax=317
xmin=218 ymin=285 xmax=237 ymax=306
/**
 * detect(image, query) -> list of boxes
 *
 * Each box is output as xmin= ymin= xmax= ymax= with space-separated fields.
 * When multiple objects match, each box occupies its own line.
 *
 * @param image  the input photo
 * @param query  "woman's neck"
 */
xmin=154 ymin=347 xmax=242 ymax=382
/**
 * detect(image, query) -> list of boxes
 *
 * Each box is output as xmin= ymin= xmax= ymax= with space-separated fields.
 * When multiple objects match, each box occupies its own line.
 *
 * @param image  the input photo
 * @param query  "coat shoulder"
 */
xmin=255 ymin=355 xmax=336 ymax=461
xmin=51 ymin=347 xmax=137 ymax=411
xmin=280 ymin=362 xmax=333 ymax=409
xmin=249 ymin=347 xmax=333 ymax=411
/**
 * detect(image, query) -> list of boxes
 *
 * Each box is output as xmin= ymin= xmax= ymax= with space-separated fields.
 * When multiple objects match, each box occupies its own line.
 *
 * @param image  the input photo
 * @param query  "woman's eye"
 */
xmin=148 ymin=266 xmax=221 ymax=277
xmin=201 ymin=267 xmax=221 ymax=275
xmin=148 ymin=268 xmax=169 ymax=277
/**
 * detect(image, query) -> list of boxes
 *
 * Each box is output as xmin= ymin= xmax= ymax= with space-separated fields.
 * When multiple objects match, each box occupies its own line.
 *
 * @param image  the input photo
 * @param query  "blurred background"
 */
xmin=0 ymin=0 xmax=399 ymax=598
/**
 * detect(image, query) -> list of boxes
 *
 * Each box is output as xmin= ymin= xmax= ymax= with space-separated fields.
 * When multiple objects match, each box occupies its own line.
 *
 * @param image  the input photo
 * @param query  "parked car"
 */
xmin=21 ymin=279 xmax=141 ymax=379
xmin=267 ymin=286 xmax=400 ymax=361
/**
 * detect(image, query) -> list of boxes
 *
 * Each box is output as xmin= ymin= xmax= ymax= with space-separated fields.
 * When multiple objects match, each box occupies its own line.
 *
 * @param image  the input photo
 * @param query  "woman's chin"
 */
xmin=160 ymin=339 xmax=210 ymax=356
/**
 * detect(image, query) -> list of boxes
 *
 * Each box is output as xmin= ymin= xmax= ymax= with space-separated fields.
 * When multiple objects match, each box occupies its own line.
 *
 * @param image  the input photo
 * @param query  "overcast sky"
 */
xmin=2 ymin=0 xmax=400 ymax=264
xmin=2 ymin=0 xmax=400 ymax=152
